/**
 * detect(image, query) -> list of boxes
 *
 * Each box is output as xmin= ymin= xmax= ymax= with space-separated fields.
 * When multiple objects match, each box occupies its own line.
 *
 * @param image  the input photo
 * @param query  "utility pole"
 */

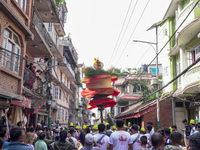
xmin=46 ymin=57 xmax=52 ymax=128
xmin=155 ymin=26 xmax=160 ymax=130
xmin=132 ymin=19 xmax=165 ymax=130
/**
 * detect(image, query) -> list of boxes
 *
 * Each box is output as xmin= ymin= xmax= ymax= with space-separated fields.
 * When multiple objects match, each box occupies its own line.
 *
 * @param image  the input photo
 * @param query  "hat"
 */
xmin=141 ymin=128 xmax=145 ymax=132
xmin=113 ymin=126 xmax=117 ymax=130
xmin=75 ymin=126 xmax=79 ymax=130
xmin=190 ymin=119 xmax=195 ymax=124
xmin=93 ymin=125 xmax=98 ymax=130
xmin=70 ymin=122 xmax=74 ymax=126
xmin=37 ymin=123 xmax=41 ymax=126
xmin=138 ymin=126 xmax=140 ymax=130
xmin=105 ymin=122 xmax=109 ymax=126
xmin=85 ymin=133 xmax=94 ymax=144
xmin=123 ymin=124 xmax=126 ymax=128
xmin=107 ymin=112 xmax=110 ymax=115
xmin=83 ymin=125 xmax=86 ymax=130
xmin=128 ymin=122 xmax=131 ymax=125
xmin=169 ymin=126 xmax=172 ymax=132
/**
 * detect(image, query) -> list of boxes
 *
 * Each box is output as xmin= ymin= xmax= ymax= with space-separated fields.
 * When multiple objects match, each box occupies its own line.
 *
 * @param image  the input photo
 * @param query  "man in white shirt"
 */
xmin=147 ymin=121 xmax=154 ymax=136
xmin=130 ymin=124 xmax=141 ymax=150
xmin=109 ymin=119 xmax=133 ymax=150
xmin=190 ymin=119 xmax=195 ymax=136
xmin=66 ymin=128 xmax=77 ymax=150
xmin=94 ymin=123 xmax=109 ymax=150
xmin=91 ymin=113 xmax=99 ymax=126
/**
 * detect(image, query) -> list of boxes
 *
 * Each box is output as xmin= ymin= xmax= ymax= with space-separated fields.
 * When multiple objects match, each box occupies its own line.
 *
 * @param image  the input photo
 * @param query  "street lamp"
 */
xmin=133 ymin=19 xmax=166 ymax=130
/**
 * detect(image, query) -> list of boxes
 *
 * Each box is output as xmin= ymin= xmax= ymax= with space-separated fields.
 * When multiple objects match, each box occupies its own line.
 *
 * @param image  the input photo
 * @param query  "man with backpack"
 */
xmin=94 ymin=124 xmax=109 ymax=150
xmin=130 ymin=124 xmax=141 ymax=150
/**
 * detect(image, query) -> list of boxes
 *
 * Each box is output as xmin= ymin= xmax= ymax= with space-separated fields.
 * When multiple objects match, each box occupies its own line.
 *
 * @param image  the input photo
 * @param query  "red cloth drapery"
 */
xmin=81 ymin=88 xmax=120 ymax=98
xmin=87 ymin=98 xmax=116 ymax=110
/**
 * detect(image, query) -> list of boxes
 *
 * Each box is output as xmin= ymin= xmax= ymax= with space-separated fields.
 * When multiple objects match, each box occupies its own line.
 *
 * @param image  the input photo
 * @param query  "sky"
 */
xmin=65 ymin=0 xmax=171 ymax=70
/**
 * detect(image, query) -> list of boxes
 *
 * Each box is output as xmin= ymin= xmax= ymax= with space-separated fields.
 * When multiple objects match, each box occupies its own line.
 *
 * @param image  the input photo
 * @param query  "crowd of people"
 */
xmin=0 ymin=115 xmax=200 ymax=150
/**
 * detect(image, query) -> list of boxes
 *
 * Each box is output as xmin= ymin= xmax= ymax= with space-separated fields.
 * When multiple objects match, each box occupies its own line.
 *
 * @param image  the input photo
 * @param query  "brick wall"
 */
xmin=0 ymin=4 xmax=29 ymax=95
xmin=142 ymin=98 xmax=173 ymax=131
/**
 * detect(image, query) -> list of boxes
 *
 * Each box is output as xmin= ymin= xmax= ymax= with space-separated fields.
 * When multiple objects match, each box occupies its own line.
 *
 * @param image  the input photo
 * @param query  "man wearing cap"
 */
xmin=103 ymin=113 xmax=113 ymax=127
xmin=190 ymin=119 xmax=195 ymax=136
xmin=92 ymin=125 xmax=99 ymax=135
xmin=80 ymin=133 xmax=100 ymax=150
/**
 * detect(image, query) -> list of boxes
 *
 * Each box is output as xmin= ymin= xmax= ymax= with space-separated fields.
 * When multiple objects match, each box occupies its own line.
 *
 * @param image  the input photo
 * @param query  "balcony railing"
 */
xmin=64 ymin=57 xmax=75 ymax=78
xmin=23 ymin=67 xmax=44 ymax=95
xmin=32 ymin=8 xmax=53 ymax=50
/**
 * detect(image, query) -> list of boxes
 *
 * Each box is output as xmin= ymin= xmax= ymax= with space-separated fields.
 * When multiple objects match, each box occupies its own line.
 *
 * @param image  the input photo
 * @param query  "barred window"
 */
xmin=2 ymin=28 xmax=21 ymax=73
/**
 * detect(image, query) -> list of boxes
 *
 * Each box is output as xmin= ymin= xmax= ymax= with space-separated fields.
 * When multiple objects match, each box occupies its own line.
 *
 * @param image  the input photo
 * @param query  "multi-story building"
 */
xmin=51 ymin=38 xmax=78 ymax=126
xmin=0 ymin=0 xmax=34 ymax=125
xmin=160 ymin=0 xmax=200 ymax=132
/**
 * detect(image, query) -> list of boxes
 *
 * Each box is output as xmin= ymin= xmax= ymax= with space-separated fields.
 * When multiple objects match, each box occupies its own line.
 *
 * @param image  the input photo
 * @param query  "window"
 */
xmin=53 ymin=86 xmax=59 ymax=100
xmin=60 ymin=72 xmax=62 ymax=82
xmin=176 ymin=62 xmax=181 ymax=87
xmin=59 ymin=89 xmax=62 ymax=100
xmin=66 ymin=94 xmax=68 ymax=102
xmin=52 ymin=57 xmax=57 ymax=73
xmin=187 ymin=51 xmax=193 ymax=67
xmin=58 ymin=108 xmax=61 ymax=119
xmin=63 ymin=91 xmax=65 ymax=102
xmin=195 ymin=45 xmax=200 ymax=60
xmin=149 ymin=68 xmax=153 ymax=73
xmin=65 ymin=110 xmax=69 ymax=120
xmin=63 ymin=12 xmax=67 ymax=23
xmin=48 ymin=23 xmax=53 ymax=32
xmin=54 ymin=33 xmax=58 ymax=47
xmin=2 ymin=28 xmax=21 ymax=73
xmin=175 ymin=102 xmax=183 ymax=107
xmin=61 ymin=109 xmax=64 ymax=120
xmin=15 ymin=0 xmax=27 ymax=12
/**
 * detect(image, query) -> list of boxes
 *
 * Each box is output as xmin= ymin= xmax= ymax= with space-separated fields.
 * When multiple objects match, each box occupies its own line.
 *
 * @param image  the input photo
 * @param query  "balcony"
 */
xmin=27 ymin=9 xmax=53 ymax=57
xmin=176 ymin=2 xmax=200 ymax=34
xmin=23 ymin=67 xmax=45 ymax=97
xmin=59 ymin=40 xmax=77 ymax=68
xmin=60 ymin=82 xmax=73 ymax=95
xmin=182 ymin=63 xmax=200 ymax=94
xmin=34 ymin=0 xmax=60 ymax=23
xmin=58 ymin=57 xmax=75 ymax=80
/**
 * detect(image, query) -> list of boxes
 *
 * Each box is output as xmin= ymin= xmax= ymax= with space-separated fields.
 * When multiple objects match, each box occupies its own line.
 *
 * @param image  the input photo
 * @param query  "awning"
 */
xmin=12 ymin=97 xmax=31 ymax=108
xmin=28 ymin=101 xmax=46 ymax=114
xmin=115 ymin=99 xmax=157 ymax=119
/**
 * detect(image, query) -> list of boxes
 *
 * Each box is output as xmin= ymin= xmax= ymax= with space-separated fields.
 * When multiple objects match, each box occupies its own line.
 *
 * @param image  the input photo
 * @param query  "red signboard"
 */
xmin=12 ymin=97 xmax=31 ymax=108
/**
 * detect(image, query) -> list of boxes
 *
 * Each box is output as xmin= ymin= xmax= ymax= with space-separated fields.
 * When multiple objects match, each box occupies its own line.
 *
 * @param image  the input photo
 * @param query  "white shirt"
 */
xmin=190 ymin=126 xmax=195 ymax=135
xmin=66 ymin=137 xmax=77 ymax=148
xmin=109 ymin=130 xmax=132 ymax=150
xmin=94 ymin=133 xmax=109 ymax=150
xmin=150 ymin=129 xmax=154 ymax=136
xmin=145 ymin=133 xmax=152 ymax=150
xmin=91 ymin=116 xmax=97 ymax=126
xmin=130 ymin=133 xmax=141 ymax=150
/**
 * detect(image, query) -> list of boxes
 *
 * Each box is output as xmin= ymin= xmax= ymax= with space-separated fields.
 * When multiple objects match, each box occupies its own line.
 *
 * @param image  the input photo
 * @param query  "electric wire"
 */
xmin=107 ymin=0 xmax=133 ymax=68
xmin=115 ymin=0 xmax=200 ymax=109
xmin=114 ymin=0 xmax=151 ymax=67
xmin=108 ymin=0 xmax=139 ymax=68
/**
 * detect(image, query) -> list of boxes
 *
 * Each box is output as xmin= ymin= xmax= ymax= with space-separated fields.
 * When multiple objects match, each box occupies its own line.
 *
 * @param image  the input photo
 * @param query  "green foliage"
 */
xmin=147 ymin=93 xmax=157 ymax=101
xmin=129 ymin=79 xmax=156 ymax=101
xmin=82 ymin=67 xmax=110 ymax=78
xmin=56 ymin=0 xmax=65 ymax=8
xmin=162 ymin=92 xmax=166 ymax=96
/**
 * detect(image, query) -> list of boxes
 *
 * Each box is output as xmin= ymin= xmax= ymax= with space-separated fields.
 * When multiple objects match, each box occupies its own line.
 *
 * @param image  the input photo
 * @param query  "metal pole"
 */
xmin=47 ymin=57 xmax=52 ymax=128
xmin=156 ymin=26 xmax=160 ymax=130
